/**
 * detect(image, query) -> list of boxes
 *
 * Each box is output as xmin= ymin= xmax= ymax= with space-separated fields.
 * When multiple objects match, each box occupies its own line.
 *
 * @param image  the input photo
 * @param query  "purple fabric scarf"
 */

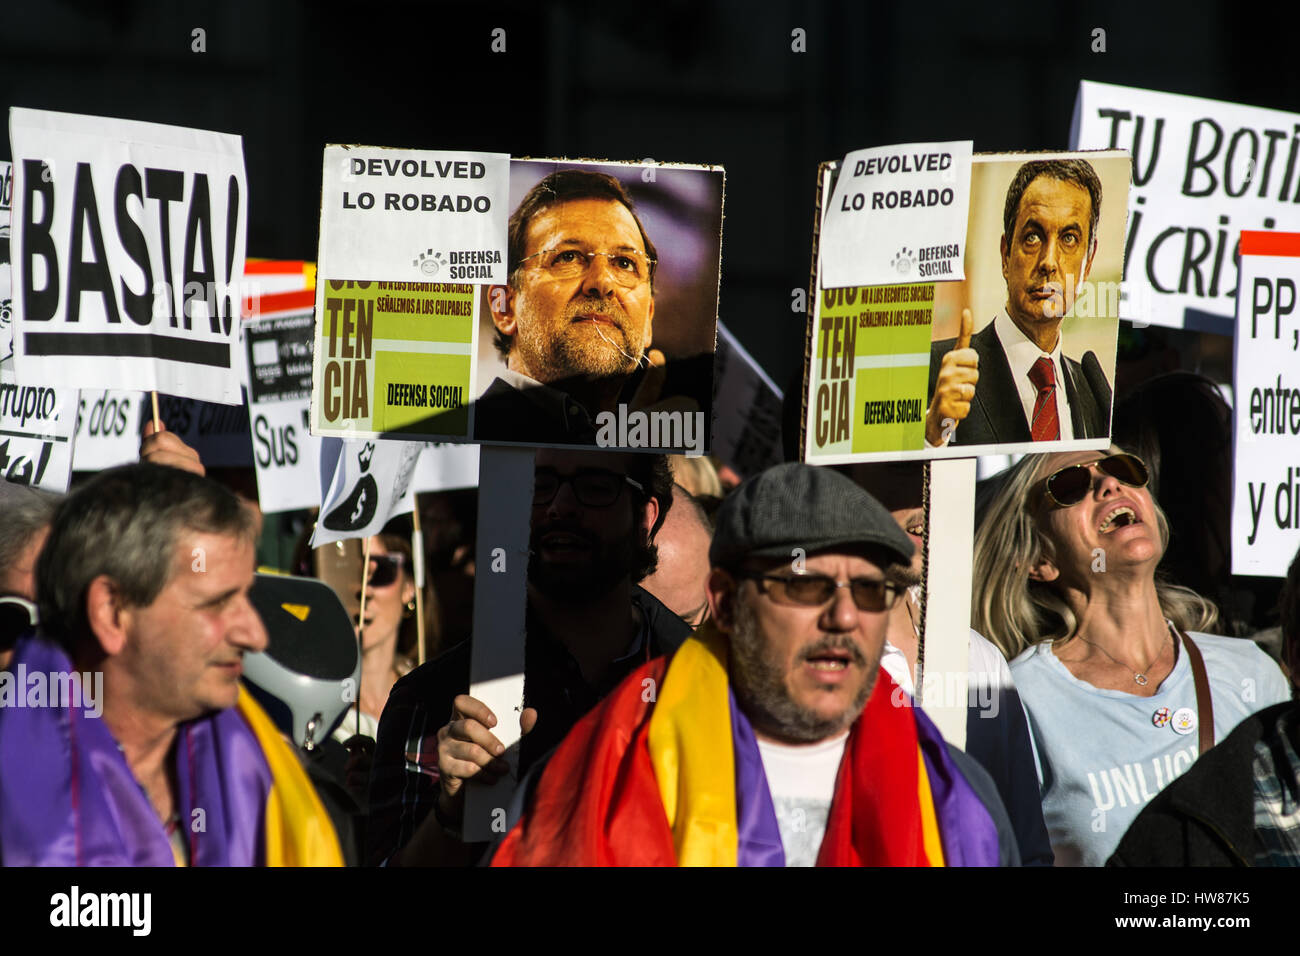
xmin=0 ymin=637 xmax=272 ymax=866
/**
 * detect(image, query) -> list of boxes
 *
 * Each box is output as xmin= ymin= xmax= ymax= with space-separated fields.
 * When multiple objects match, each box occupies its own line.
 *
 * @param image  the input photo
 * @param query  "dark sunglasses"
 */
xmin=1041 ymin=453 xmax=1149 ymax=508
xmin=533 ymin=469 xmax=644 ymax=508
xmin=745 ymin=572 xmax=900 ymax=612
xmin=366 ymin=554 xmax=408 ymax=588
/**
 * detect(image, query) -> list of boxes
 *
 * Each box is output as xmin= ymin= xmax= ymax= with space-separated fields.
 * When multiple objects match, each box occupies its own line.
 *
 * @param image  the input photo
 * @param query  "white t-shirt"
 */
xmin=756 ymin=732 xmax=848 ymax=866
xmin=1010 ymin=630 xmax=1290 ymax=867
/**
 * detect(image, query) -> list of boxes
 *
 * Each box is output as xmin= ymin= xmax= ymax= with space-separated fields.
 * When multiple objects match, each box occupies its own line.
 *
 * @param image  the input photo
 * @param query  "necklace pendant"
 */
xmin=1134 ymin=673 xmax=1148 ymax=686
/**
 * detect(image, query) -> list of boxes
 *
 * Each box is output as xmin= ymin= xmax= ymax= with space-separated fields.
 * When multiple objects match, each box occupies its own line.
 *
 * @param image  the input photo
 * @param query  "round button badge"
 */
xmin=1171 ymin=707 xmax=1197 ymax=735
xmin=1152 ymin=706 xmax=1171 ymax=728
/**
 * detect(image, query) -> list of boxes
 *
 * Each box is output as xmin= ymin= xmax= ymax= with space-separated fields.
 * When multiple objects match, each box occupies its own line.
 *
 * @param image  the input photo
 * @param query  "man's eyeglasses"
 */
xmin=366 ymin=554 xmax=408 ymax=588
xmin=744 ymin=572 xmax=900 ymax=612
xmin=1041 ymin=453 xmax=1149 ymax=508
xmin=517 ymin=247 xmax=655 ymax=288
xmin=533 ymin=469 xmax=644 ymax=508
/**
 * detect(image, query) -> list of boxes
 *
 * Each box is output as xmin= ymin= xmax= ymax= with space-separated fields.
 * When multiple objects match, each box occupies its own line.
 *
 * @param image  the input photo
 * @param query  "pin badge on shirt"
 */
xmin=1151 ymin=706 xmax=1171 ymax=729
xmin=1170 ymin=707 xmax=1197 ymax=736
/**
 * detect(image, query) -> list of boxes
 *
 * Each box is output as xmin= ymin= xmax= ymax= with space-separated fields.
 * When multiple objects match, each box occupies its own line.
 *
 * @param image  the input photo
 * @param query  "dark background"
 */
xmin=5 ymin=0 xmax=1296 ymax=391
xmin=5 ymin=0 xmax=1296 ymax=630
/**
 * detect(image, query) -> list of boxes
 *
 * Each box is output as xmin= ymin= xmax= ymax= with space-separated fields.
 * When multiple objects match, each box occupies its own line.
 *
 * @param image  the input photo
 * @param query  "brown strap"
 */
xmin=1177 ymin=626 xmax=1215 ymax=754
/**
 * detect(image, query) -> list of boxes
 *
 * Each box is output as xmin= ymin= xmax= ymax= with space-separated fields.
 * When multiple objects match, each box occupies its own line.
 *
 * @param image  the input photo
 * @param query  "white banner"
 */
xmin=1071 ymin=81 xmax=1300 ymax=331
xmin=10 ymin=108 xmax=247 ymax=402
xmin=413 ymin=442 xmax=479 ymax=492
xmin=318 ymin=146 xmax=508 ymax=285
xmin=819 ymin=141 xmax=972 ymax=289
xmin=1231 ymin=232 xmax=1300 ymax=576
xmin=71 ymin=388 xmax=143 ymax=472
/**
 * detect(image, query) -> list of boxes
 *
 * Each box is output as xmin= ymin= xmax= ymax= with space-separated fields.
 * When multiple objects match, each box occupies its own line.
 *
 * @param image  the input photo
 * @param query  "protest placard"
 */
xmin=1231 ymin=231 xmax=1300 ymax=576
xmin=243 ymin=298 xmax=320 ymax=513
xmin=803 ymin=149 xmax=1129 ymax=463
xmin=1071 ymin=81 xmax=1300 ymax=332
xmin=412 ymin=442 xmax=478 ymax=492
xmin=711 ymin=322 xmax=784 ymax=479
xmin=9 ymin=108 xmax=247 ymax=403
xmin=819 ymin=141 xmax=972 ymax=289
xmin=312 ymin=154 xmax=724 ymax=453
xmin=0 ymin=361 xmax=76 ymax=492
xmin=71 ymin=389 xmax=143 ymax=472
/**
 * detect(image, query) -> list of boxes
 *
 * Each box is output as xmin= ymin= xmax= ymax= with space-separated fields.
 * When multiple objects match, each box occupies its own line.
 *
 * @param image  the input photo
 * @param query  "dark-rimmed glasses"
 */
xmin=517 ymin=247 xmax=656 ymax=288
xmin=1041 ymin=453 xmax=1149 ymax=508
xmin=533 ymin=470 xmax=644 ymax=508
xmin=744 ymin=572 xmax=900 ymax=612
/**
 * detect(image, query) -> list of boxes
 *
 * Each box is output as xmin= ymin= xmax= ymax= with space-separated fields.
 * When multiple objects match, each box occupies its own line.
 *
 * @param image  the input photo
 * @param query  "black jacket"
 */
xmin=365 ymin=587 xmax=691 ymax=865
xmin=927 ymin=321 xmax=1111 ymax=446
xmin=1108 ymin=701 xmax=1299 ymax=867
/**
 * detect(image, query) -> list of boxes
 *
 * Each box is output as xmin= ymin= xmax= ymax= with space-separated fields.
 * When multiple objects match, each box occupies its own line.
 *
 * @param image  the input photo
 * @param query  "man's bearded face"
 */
xmin=503 ymin=198 xmax=655 ymax=383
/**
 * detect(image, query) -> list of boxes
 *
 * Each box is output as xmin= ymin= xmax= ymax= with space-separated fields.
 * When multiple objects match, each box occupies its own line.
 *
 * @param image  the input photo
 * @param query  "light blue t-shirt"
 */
xmin=1010 ymin=631 xmax=1290 ymax=867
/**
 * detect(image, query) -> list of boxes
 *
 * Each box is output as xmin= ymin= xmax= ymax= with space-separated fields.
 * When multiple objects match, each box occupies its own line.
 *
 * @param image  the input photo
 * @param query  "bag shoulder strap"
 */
xmin=1175 ymin=626 xmax=1215 ymax=754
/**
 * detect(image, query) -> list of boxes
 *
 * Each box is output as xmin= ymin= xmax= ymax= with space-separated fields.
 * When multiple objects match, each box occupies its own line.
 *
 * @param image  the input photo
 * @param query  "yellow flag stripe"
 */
xmin=646 ymin=626 xmax=738 ymax=866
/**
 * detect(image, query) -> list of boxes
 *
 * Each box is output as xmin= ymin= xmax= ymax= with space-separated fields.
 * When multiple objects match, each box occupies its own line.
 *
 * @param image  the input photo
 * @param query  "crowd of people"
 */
xmin=0 ymin=392 xmax=1297 ymax=867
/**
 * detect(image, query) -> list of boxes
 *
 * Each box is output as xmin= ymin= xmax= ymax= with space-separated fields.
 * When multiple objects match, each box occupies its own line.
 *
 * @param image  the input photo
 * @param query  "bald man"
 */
xmin=641 ymin=484 xmax=712 ymax=627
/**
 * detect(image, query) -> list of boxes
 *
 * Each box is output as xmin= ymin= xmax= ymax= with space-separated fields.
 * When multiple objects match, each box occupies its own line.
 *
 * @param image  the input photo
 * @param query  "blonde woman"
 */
xmin=973 ymin=446 xmax=1289 ymax=866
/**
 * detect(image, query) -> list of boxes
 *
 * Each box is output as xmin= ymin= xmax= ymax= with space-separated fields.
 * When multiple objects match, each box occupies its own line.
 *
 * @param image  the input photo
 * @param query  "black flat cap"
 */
xmin=710 ymin=463 xmax=915 ymax=569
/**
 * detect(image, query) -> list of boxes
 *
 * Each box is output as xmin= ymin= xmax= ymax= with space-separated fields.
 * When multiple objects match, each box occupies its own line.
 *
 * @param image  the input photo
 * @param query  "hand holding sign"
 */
xmin=925 ymin=308 xmax=979 ymax=445
xmin=140 ymin=419 xmax=205 ymax=476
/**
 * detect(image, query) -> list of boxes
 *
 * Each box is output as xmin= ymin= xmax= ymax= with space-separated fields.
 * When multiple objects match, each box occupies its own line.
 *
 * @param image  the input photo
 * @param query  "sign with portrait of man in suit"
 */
xmin=803 ymin=149 xmax=1130 ymax=464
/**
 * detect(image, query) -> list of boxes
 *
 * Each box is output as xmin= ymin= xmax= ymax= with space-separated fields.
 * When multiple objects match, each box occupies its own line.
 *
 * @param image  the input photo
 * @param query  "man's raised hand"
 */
xmin=925 ymin=308 xmax=979 ymax=446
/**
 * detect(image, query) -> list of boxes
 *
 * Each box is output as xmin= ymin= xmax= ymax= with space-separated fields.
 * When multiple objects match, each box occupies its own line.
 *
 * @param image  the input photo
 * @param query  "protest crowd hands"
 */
xmin=435 ymin=693 xmax=537 ymax=826
xmin=140 ymin=419 xmax=206 ymax=476
xmin=925 ymin=308 xmax=979 ymax=445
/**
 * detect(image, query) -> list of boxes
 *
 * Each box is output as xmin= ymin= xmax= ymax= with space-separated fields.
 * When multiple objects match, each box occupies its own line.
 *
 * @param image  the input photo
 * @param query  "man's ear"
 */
xmin=640 ymin=492 xmax=660 ymax=539
xmin=1000 ymin=233 xmax=1010 ymax=283
xmin=706 ymin=568 xmax=737 ymax=632
xmin=487 ymin=284 xmax=517 ymax=337
xmin=85 ymin=574 xmax=130 ymax=656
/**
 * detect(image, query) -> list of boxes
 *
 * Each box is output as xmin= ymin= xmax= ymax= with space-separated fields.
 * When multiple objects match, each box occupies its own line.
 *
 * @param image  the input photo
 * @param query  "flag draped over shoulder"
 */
xmin=493 ymin=624 xmax=1001 ymax=866
xmin=0 ymin=637 xmax=343 ymax=866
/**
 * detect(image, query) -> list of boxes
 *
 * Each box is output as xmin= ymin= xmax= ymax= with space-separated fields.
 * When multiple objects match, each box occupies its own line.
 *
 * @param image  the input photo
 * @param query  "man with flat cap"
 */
xmin=490 ymin=463 xmax=1019 ymax=866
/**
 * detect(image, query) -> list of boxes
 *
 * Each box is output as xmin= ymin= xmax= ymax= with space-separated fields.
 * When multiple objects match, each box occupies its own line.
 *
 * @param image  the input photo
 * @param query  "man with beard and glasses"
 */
xmin=365 ymin=449 xmax=686 ymax=866
xmin=490 ymin=464 xmax=1019 ymax=866
xmin=474 ymin=170 xmax=665 ymax=445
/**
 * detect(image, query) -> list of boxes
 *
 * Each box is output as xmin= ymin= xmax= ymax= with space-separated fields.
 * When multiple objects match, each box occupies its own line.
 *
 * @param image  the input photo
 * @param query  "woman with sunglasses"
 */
xmin=333 ymin=533 xmax=420 ymax=747
xmin=973 ymin=446 xmax=1290 ymax=866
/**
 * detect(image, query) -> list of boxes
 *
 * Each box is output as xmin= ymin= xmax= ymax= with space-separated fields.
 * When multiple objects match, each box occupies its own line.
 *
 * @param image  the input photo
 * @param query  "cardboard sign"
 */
xmin=9 ymin=108 xmax=247 ymax=403
xmin=312 ymin=157 xmax=724 ymax=454
xmin=0 ymin=360 xmax=76 ymax=492
xmin=711 ymin=323 xmax=784 ymax=479
xmin=413 ymin=442 xmax=479 ymax=492
xmin=318 ymin=147 xmax=509 ymax=285
xmin=1071 ymin=81 xmax=1300 ymax=332
xmin=1231 ymin=231 xmax=1300 ymax=576
xmin=71 ymin=389 xmax=144 ymax=472
xmin=819 ymin=141 xmax=972 ymax=289
xmin=804 ymin=149 xmax=1130 ymax=463
xmin=244 ymin=308 xmax=320 ymax=513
